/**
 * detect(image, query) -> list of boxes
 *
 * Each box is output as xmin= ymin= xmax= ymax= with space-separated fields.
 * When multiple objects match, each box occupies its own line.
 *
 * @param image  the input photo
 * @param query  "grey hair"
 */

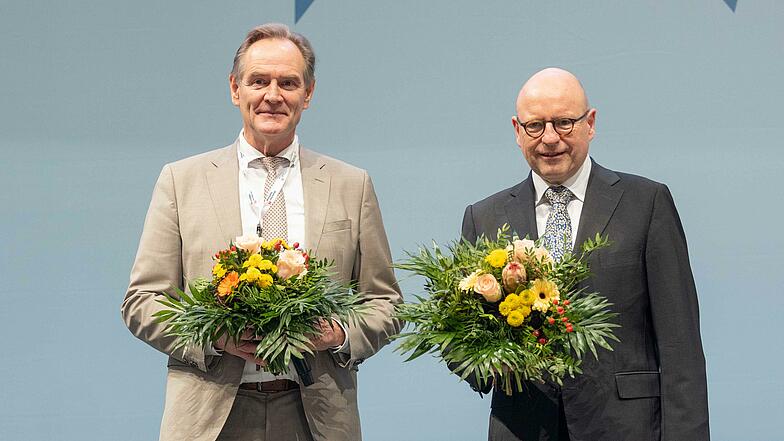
xmin=230 ymin=23 xmax=316 ymax=88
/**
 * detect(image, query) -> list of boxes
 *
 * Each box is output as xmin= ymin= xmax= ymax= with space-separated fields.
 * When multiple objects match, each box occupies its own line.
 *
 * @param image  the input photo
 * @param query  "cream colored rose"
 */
xmin=235 ymin=234 xmax=262 ymax=254
xmin=277 ymin=249 xmax=307 ymax=280
xmin=502 ymin=261 xmax=527 ymax=292
xmin=512 ymin=239 xmax=536 ymax=263
xmin=474 ymin=273 xmax=502 ymax=303
xmin=534 ymin=247 xmax=554 ymax=265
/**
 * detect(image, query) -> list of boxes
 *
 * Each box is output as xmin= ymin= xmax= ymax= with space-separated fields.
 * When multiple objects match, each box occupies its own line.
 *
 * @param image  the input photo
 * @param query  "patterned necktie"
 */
xmin=542 ymin=186 xmax=573 ymax=262
xmin=258 ymin=156 xmax=289 ymax=242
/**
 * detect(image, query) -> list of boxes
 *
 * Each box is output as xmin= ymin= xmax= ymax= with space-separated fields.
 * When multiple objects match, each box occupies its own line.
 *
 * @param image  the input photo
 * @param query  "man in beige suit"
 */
xmin=121 ymin=23 xmax=402 ymax=441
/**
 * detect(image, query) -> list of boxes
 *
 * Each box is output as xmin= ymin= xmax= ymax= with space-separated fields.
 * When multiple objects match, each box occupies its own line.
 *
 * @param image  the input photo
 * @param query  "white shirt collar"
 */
xmin=237 ymin=130 xmax=299 ymax=170
xmin=532 ymin=155 xmax=592 ymax=205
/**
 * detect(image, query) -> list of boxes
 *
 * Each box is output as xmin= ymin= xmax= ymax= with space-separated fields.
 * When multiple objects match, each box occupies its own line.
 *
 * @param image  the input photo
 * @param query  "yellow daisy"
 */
xmin=531 ymin=279 xmax=560 ymax=312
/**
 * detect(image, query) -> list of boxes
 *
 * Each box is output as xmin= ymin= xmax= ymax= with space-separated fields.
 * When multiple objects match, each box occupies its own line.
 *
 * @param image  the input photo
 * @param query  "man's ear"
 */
xmin=229 ymin=74 xmax=240 ymax=106
xmin=303 ymin=81 xmax=315 ymax=109
xmin=586 ymin=108 xmax=597 ymax=140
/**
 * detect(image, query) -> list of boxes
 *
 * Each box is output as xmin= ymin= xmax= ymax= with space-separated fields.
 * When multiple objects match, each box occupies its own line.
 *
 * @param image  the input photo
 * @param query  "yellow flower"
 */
xmin=485 ymin=249 xmax=508 ymax=268
xmin=261 ymin=240 xmax=274 ymax=251
xmin=518 ymin=305 xmax=532 ymax=318
xmin=270 ymin=264 xmax=278 ymax=273
xmin=518 ymin=289 xmax=536 ymax=306
xmin=212 ymin=263 xmax=226 ymax=278
xmin=243 ymin=267 xmax=263 ymax=283
xmin=257 ymin=273 xmax=274 ymax=288
xmin=507 ymin=310 xmax=525 ymax=327
xmin=504 ymin=293 xmax=521 ymax=309
xmin=258 ymin=259 xmax=274 ymax=271
xmin=531 ymin=279 xmax=560 ymax=312
xmin=498 ymin=301 xmax=512 ymax=316
xmin=242 ymin=254 xmax=264 ymax=268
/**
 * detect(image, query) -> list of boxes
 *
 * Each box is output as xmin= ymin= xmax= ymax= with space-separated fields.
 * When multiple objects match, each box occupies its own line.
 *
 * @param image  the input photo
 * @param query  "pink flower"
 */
xmin=474 ymin=273 xmax=502 ymax=303
xmin=277 ymin=249 xmax=307 ymax=280
xmin=511 ymin=239 xmax=536 ymax=263
xmin=234 ymin=234 xmax=262 ymax=254
xmin=502 ymin=261 xmax=527 ymax=292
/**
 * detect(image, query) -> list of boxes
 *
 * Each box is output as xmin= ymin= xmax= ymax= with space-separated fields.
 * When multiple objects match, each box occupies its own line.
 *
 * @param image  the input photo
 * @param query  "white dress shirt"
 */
xmin=531 ymin=156 xmax=592 ymax=250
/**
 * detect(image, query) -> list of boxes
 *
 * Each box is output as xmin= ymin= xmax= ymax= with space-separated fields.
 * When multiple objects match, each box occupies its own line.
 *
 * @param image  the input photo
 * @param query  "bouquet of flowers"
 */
xmin=154 ymin=234 xmax=367 ymax=378
xmin=394 ymin=225 xmax=619 ymax=395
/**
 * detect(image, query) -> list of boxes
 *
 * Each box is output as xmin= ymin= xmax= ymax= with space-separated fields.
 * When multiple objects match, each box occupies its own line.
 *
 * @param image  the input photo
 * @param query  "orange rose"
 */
xmin=217 ymin=271 xmax=240 ymax=297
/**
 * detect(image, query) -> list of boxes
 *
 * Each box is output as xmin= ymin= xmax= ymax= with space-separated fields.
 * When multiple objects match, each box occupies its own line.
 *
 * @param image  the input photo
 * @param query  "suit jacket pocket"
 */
xmin=598 ymin=248 xmax=642 ymax=269
xmin=615 ymin=371 xmax=660 ymax=399
xmin=323 ymin=219 xmax=351 ymax=233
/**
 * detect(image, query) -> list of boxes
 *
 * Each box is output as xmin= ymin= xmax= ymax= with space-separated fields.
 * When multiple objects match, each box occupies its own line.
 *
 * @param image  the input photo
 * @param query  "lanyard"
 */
xmin=241 ymin=149 xmax=297 ymax=237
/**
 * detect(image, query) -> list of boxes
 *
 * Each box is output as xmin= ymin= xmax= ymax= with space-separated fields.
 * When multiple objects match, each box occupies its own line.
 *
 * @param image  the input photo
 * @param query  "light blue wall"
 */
xmin=1 ymin=1 xmax=782 ymax=439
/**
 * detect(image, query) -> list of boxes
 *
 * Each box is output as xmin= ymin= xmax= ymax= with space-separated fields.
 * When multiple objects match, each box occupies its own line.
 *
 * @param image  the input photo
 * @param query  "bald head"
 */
xmin=516 ymin=68 xmax=589 ymax=113
xmin=512 ymin=67 xmax=596 ymax=184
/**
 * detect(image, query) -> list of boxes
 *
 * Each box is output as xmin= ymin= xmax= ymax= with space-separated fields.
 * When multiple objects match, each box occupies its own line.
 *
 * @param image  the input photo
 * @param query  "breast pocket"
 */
xmin=322 ymin=219 xmax=351 ymax=233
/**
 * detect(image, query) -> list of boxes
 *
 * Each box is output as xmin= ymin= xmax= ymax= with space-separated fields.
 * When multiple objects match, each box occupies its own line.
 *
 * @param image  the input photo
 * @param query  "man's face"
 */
xmin=512 ymin=76 xmax=595 ymax=184
xmin=230 ymin=38 xmax=314 ymax=152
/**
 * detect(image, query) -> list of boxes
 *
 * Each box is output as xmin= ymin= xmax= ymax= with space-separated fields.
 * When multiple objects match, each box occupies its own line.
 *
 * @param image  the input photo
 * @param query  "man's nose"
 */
xmin=541 ymin=122 xmax=561 ymax=145
xmin=265 ymin=81 xmax=283 ymax=103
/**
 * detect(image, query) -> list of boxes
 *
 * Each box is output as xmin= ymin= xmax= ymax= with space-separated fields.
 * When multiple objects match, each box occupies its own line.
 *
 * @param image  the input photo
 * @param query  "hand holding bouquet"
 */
xmin=154 ymin=235 xmax=367 ymax=378
xmin=395 ymin=225 xmax=618 ymax=395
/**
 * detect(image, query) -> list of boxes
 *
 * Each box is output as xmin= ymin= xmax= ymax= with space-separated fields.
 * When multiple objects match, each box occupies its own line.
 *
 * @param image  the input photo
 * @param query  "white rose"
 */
xmin=235 ymin=234 xmax=262 ymax=254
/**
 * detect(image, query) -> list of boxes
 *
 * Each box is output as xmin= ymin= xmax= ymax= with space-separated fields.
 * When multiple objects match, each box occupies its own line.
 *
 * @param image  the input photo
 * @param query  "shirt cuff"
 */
xmin=204 ymin=343 xmax=223 ymax=357
xmin=330 ymin=319 xmax=350 ymax=354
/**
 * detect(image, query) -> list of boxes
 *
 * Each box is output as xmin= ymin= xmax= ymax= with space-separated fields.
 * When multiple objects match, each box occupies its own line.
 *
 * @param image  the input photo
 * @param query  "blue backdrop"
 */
xmin=1 ymin=1 xmax=782 ymax=439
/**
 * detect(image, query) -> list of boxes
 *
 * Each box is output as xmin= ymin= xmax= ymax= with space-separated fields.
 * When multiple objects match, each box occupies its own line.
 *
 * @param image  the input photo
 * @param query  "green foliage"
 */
xmin=394 ymin=225 xmax=618 ymax=395
xmin=154 ymin=255 xmax=368 ymax=375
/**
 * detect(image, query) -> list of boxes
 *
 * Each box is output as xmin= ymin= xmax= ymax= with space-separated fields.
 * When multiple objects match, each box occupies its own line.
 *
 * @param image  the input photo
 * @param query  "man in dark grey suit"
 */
xmin=460 ymin=68 xmax=709 ymax=441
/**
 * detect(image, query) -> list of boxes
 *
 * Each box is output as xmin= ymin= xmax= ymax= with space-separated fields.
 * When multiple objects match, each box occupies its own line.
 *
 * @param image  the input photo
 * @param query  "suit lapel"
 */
xmin=573 ymin=161 xmax=623 ymax=253
xmin=503 ymin=176 xmax=539 ymax=240
xmin=300 ymin=147 xmax=330 ymax=256
xmin=205 ymin=142 xmax=243 ymax=245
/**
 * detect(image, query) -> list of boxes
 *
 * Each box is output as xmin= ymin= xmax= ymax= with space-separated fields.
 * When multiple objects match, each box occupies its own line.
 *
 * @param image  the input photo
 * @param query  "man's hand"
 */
xmin=308 ymin=318 xmax=346 ymax=352
xmin=214 ymin=330 xmax=267 ymax=366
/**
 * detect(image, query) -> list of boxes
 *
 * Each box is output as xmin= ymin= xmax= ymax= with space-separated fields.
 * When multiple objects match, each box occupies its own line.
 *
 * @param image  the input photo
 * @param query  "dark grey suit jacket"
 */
xmin=461 ymin=161 xmax=709 ymax=441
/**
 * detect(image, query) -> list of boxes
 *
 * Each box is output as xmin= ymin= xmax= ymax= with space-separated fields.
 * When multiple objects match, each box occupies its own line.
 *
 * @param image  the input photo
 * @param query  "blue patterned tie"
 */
xmin=542 ymin=186 xmax=573 ymax=262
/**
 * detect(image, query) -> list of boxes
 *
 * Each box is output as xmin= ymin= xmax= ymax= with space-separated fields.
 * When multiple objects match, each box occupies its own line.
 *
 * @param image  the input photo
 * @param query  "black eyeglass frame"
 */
xmin=515 ymin=109 xmax=591 ymax=138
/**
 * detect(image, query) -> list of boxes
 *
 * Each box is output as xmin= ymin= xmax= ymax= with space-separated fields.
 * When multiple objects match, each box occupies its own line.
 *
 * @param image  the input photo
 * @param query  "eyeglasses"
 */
xmin=515 ymin=110 xmax=590 ymax=138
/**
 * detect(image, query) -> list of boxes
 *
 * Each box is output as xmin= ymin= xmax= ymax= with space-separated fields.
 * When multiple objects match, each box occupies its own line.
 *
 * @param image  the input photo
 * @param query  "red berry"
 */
xmin=562 ymin=317 xmax=569 ymax=322
xmin=563 ymin=300 xmax=570 ymax=306
xmin=566 ymin=326 xmax=574 ymax=333
xmin=547 ymin=317 xmax=556 ymax=325
xmin=292 ymin=242 xmax=300 ymax=249
xmin=538 ymin=338 xmax=547 ymax=344
xmin=532 ymin=330 xmax=540 ymax=337
xmin=552 ymin=299 xmax=559 ymax=306
xmin=557 ymin=307 xmax=565 ymax=314
xmin=231 ymin=246 xmax=236 ymax=252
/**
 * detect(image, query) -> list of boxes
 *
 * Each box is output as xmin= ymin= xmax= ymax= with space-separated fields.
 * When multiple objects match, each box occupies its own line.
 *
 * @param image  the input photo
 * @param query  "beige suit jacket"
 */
xmin=122 ymin=141 xmax=402 ymax=441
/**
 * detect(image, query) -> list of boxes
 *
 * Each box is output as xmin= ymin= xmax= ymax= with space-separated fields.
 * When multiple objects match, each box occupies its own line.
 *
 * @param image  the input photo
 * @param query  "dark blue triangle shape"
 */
xmin=723 ymin=0 xmax=737 ymax=12
xmin=295 ymin=0 xmax=315 ymax=22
